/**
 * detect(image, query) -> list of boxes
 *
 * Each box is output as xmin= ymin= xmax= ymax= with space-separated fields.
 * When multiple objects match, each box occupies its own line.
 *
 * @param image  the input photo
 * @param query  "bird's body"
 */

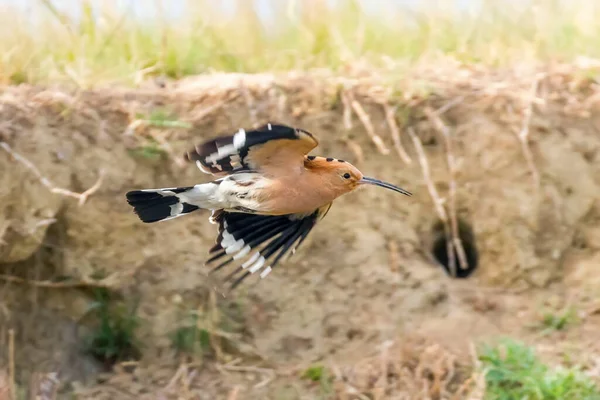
xmin=126 ymin=123 xmax=411 ymax=291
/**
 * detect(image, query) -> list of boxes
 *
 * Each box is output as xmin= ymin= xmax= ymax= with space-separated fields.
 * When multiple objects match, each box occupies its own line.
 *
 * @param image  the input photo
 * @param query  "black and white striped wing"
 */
xmin=206 ymin=204 xmax=331 ymax=291
xmin=184 ymin=123 xmax=318 ymax=176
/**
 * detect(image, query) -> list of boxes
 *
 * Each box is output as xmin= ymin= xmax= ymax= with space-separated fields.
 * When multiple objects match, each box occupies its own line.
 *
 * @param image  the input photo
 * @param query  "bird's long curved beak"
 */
xmin=359 ymin=177 xmax=412 ymax=196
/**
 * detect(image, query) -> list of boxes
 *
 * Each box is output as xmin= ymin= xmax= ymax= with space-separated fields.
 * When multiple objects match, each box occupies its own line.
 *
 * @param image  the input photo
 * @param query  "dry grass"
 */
xmin=1 ymin=0 xmax=600 ymax=87
xmin=326 ymin=337 xmax=472 ymax=400
xmin=65 ymin=335 xmax=600 ymax=399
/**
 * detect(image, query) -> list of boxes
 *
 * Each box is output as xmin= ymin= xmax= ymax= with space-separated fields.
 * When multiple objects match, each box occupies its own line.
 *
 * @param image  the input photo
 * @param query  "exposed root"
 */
xmin=343 ymin=138 xmax=365 ymax=164
xmin=424 ymin=105 xmax=469 ymax=273
xmin=163 ymin=364 xmax=188 ymax=392
xmin=514 ymin=75 xmax=543 ymax=191
xmin=216 ymin=361 xmax=276 ymax=390
xmin=9 ymin=218 xmax=57 ymax=240
xmin=341 ymin=91 xmax=353 ymax=131
xmin=0 ymin=273 xmax=117 ymax=289
xmin=123 ymin=119 xmax=145 ymax=136
xmin=147 ymin=130 xmax=186 ymax=168
xmin=387 ymin=240 xmax=400 ymax=273
xmin=406 ymin=126 xmax=456 ymax=275
xmin=346 ymin=91 xmax=390 ymax=155
xmin=383 ymin=104 xmax=412 ymax=164
xmin=190 ymin=99 xmax=227 ymax=123
xmin=8 ymin=329 xmax=15 ymax=400
xmin=217 ymin=363 xmax=274 ymax=375
xmin=406 ymin=127 xmax=448 ymax=221
xmin=435 ymin=96 xmax=465 ymax=116
xmin=0 ymin=142 xmax=104 ymax=206
xmin=160 ymin=363 xmax=200 ymax=399
xmin=122 ymin=115 xmax=191 ymax=168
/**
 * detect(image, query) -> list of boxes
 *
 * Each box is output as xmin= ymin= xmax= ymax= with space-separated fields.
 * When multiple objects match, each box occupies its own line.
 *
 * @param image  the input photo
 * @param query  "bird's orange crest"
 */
xmin=304 ymin=155 xmax=364 ymax=194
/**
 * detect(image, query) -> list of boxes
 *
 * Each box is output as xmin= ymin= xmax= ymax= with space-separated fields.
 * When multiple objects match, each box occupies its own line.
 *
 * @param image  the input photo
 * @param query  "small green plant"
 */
xmin=9 ymin=71 xmax=27 ymax=85
xmin=541 ymin=308 xmax=578 ymax=332
xmin=170 ymin=299 xmax=248 ymax=358
xmin=479 ymin=339 xmax=600 ymax=400
xmin=141 ymin=109 xmax=192 ymax=129
xmin=83 ymin=288 xmax=141 ymax=367
xmin=301 ymin=364 xmax=333 ymax=397
xmin=127 ymin=109 xmax=190 ymax=161
xmin=170 ymin=311 xmax=212 ymax=356
xmin=302 ymin=364 xmax=326 ymax=382
xmin=128 ymin=141 xmax=166 ymax=161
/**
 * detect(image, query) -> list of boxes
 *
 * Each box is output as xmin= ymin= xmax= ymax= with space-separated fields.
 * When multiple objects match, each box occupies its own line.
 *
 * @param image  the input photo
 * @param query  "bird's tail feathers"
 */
xmin=126 ymin=186 xmax=204 ymax=223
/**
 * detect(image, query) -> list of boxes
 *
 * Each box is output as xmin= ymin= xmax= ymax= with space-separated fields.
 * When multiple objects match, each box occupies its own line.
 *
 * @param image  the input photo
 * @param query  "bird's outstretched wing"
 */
xmin=206 ymin=203 xmax=331 ymax=292
xmin=184 ymin=123 xmax=318 ymax=177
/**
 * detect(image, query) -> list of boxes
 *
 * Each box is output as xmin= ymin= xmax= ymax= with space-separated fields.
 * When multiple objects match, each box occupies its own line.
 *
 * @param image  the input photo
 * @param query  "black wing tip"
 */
xmin=126 ymin=188 xmax=199 ymax=223
xmin=126 ymin=190 xmax=157 ymax=204
xmin=206 ymin=210 xmax=320 ymax=291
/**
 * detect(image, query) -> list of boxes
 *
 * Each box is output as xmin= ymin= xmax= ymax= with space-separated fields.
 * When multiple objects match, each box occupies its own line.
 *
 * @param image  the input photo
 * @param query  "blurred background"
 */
xmin=1 ymin=1 xmax=600 ymax=399
xmin=1 ymin=0 xmax=599 ymax=85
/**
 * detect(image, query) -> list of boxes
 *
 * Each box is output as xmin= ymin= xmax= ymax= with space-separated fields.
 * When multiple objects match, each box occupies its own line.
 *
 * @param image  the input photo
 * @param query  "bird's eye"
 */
xmin=343 ymin=173 xmax=351 ymax=179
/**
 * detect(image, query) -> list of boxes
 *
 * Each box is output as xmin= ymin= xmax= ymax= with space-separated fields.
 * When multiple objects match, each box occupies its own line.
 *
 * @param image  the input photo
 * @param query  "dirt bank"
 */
xmin=1 ymin=64 xmax=600 ymax=398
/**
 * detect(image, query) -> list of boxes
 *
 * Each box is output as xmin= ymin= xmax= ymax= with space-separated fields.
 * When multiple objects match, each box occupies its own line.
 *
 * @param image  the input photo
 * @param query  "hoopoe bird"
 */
xmin=126 ymin=123 xmax=412 ymax=291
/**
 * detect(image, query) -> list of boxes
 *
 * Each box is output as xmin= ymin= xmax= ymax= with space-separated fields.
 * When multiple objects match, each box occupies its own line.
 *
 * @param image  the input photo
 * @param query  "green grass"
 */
xmin=169 ymin=300 xmax=247 ymax=358
xmin=301 ymin=364 xmax=333 ymax=398
xmin=540 ymin=308 xmax=579 ymax=333
xmin=83 ymin=288 xmax=142 ymax=367
xmin=139 ymin=109 xmax=192 ymax=129
xmin=127 ymin=141 xmax=166 ymax=161
xmin=170 ymin=310 xmax=212 ymax=356
xmin=1 ymin=0 xmax=600 ymax=87
xmin=302 ymin=364 xmax=327 ymax=382
xmin=479 ymin=339 xmax=600 ymax=400
xmin=126 ymin=108 xmax=190 ymax=161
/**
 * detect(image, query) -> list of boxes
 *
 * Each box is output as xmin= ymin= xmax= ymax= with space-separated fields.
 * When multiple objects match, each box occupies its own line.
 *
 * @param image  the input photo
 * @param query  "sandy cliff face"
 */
xmin=1 ymin=68 xmax=600 ymax=378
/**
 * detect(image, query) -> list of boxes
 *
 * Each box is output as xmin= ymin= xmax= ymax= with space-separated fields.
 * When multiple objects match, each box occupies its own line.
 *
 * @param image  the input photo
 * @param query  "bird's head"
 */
xmin=305 ymin=156 xmax=412 ymax=197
